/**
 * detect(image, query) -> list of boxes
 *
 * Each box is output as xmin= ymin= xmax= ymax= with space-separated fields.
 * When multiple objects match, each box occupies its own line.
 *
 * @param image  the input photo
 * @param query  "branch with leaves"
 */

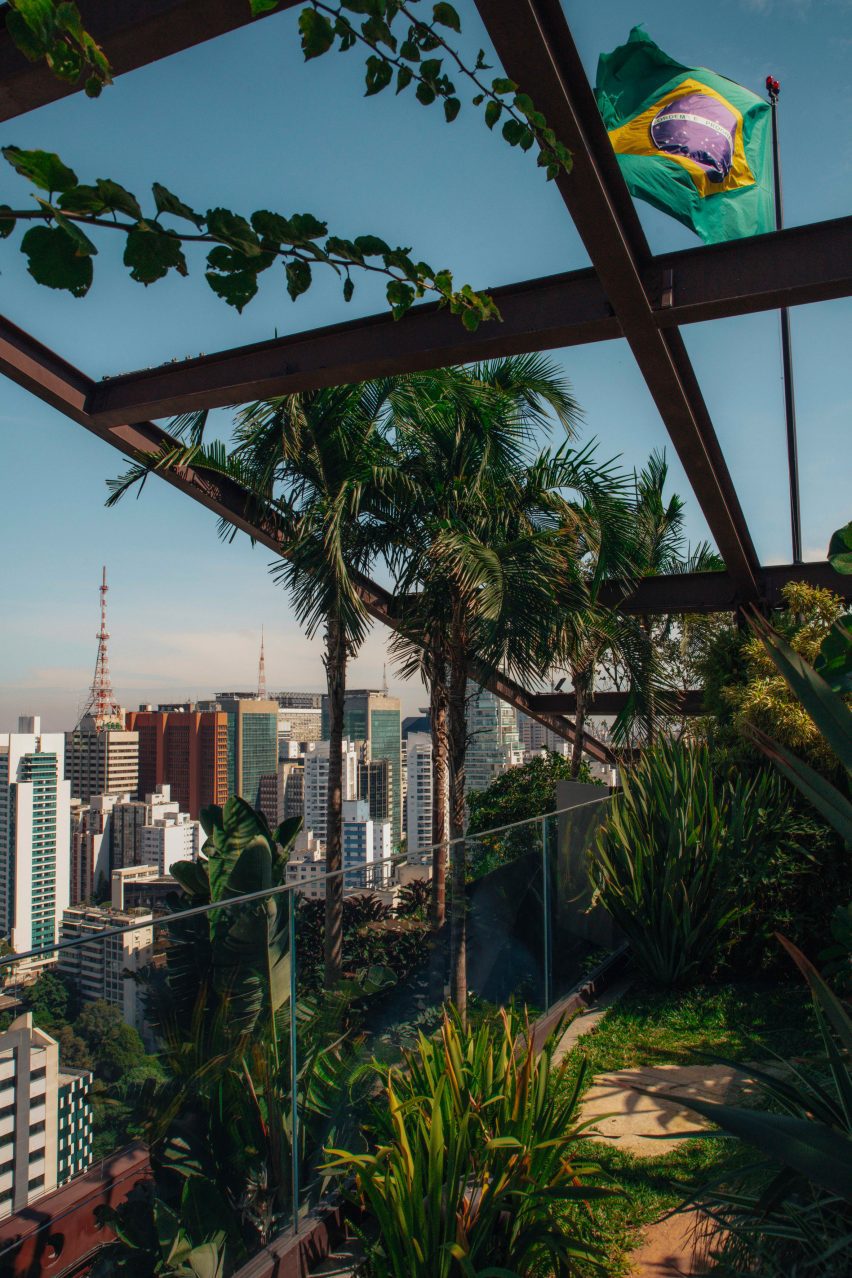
xmin=0 ymin=145 xmax=500 ymax=325
xmin=1 ymin=0 xmax=572 ymax=327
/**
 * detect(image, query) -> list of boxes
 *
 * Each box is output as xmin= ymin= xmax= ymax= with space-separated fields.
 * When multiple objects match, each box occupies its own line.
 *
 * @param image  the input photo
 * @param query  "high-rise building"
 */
xmin=70 ymin=792 xmax=123 ymax=904
xmin=303 ymin=740 xmax=358 ymax=843
xmin=214 ymin=697 xmax=278 ymax=813
xmin=322 ymin=691 xmax=402 ymax=845
xmin=0 ymin=718 xmax=71 ymax=962
xmin=341 ymin=799 xmax=392 ymax=891
xmin=278 ymin=760 xmax=305 ymax=825
xmin=111 ymin=864 xmax=176 ymax=914
xmin=358 ymin=758 xmax=392 ymax=824
xmin=405 ymin=732 xmax=433 ymax=858
xmin=0 ymin=1013 xmax=93 ymax=1218
xmin=111 ymin=785 xmax=200 ymax=872
xmin=274 ymin=692 xmax=323 ymax=745
xmin=465 ymin=684 xmax=524 ymax=796
xmin=66 ymin=715 xmax=139 ymax=806
xmin=516 ymin=712 xmax=571 ymax=758
xmin=125 ymin=708 xmax=229 ymax=819
xmin=58 ymin=906 xmax=153 ymax=1035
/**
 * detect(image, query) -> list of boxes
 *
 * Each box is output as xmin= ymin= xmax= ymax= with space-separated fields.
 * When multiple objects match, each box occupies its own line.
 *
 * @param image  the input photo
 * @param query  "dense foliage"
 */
xmin=325 ymin=1007 xmax=615 ymax=1276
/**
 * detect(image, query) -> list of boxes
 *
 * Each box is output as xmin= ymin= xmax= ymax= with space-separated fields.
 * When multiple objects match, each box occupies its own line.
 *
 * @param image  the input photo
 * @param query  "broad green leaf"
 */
xmin=814 ymin=616 xmax=852 ymax=693
xmin=206 ymin=267 xmax=259 ymax=312
xmin=124 ymin=225 xmax=187 ymax=284
xmin=298 ymin=7 xmax=334 ymax=59
xmin=2 ymin=145 xmax=77 ymax=192
xmin=285 ymin=258 xmax=312 ymax=299
xmin=206 ymin=207 xmax=261 ymax=256
xmin=353 ymin=233 xmax=390 ymax=256
xmin=444 ymin=96 xmax=461 ymax=123
xmin=485 ymin=100 xmax=502 ymax=129
xmin=57 ymin=183 xmax=108 ymax=214
xmin=829 ymin=521 xmax=852 ymax=574
xmin=20 ymin=223 xmax=92 ymax=295
xmin=747 ymin=722 xmax=852 ymax=844
xmin=287 ymin=211 xmax=327 ymax=242
xmin=433 ymin=3 xmax=461 ymax=33
xmin=95 ymin=178 xmax=142 ymax=220
xmin=365 ymin=55 xmax=392 ymax=96
xmin=50 ymin=206 xmax=97 ymax=255
xmin=152 ymin=182 xmax=204 ymax=227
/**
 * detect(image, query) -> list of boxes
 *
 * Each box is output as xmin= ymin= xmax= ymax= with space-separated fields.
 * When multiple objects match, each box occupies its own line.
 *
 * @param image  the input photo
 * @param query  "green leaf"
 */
xmin=432 ymin=3 xmax=461 ymax=32
xmin=124 ymin=225 xmax=187 ymax=284
xmin=343 ymin=276 xmax=354 ymax=302
xmin=250 ymin=0 xmax=281 ymax=13
xmin=362 ymin=16 xmax=396 ymax=50
xmin=396 ymin=65 xmax=413 ymax=94
xmin=386 ymin=278 xmax=415 ymax=319
xmin=354 ymin=233 xmax=390 ymax=256
xmin=502 ymin=119 xmax=524 ymax=146
xmin=285 ymin=258 xmax=312 ymax=299
xmin=443 ymin=96 xmax=461 ymax=123
xmin=20 ymin=224 xmax=92 ymax=295
xmin=415 ymin=82 xmax=436 ymax=106
xmin=4 ymin=11 xmax=47 ymax=63
xmin=399 ymin=39 xmax=420 ymax=62
xmin=298 ymin=7 xmax=335 ymax=59
xmin=206 ymin=268 xmax=259 ymax=312
xmin=287 ymin=211 xmax=327 ymax=242
xmin=365 ymin=55 xmax=392 ymax=96
xmin=152 ymin=182 xmax=204 ymax=227
xmin=747 ymin=722 xmax=852 ymax=845
xmin=57 ymin=184 xmax=107 ymax=213
xmin=2 ymin=145 xmax=77 ymax=193
xmin=95 ymin=178 xmax=142 ymax=220
xmin=49 ymin=206 xmax=97 ymax=255
xmin=829 ymin=521 xmax=852 ymax=574
xmin=484 ymin=100 xmax=501 ymax=129
xmin=814 ymin=616 xmax=852 ymax=693
xmin=461 ymin=308 xmax=481 ymax=332
xmin=0 ymin=206 xmax=16 ymax=238
xmin=492 ymin=76 xmax=517 ymax=95
xmin=206 ymin=207 xmax=261 ymax=256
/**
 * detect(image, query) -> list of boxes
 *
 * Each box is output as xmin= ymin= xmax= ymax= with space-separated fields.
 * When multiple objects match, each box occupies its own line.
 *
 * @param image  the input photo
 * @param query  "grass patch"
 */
xmin=554 ymin=980 xmax=817 ymax=1275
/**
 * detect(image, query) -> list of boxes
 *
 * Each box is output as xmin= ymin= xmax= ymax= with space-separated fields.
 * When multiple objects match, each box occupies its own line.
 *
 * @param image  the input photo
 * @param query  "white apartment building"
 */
xmin=57 ymin=905 xmax=153 ymax=1035
xmin=112 ymin=786 xmax=200 ymax=873
xmin=139 ymin=808 xmax=200 ymax=875
xmin=65 ymin=714 xmax=138 ymax=806
xmin=0 ymin=718 xmax=71 ymax=964
xmin=405 ymin=732 xmax=433 ymax=858
xmin=0 ymin=1013 xmax=93 ymax=1219
xmin=465 ymin=685 xmax=524 ymax=796
xmin=341 ymin=799 xmax=392 ymax=891
xmin=285 ymin=831 xmax=328 ymax=900
xmin=303 ymin=739 xmax=358 ymax=842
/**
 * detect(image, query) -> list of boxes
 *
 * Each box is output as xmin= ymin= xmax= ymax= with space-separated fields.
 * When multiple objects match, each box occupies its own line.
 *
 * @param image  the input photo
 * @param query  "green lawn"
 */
xmin=553 ymin=980 xmax=817 ymax=1276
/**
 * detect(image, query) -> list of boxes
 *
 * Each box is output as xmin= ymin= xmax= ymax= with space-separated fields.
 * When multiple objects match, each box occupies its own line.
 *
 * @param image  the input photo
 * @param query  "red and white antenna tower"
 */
xmin=85 ymin=566 xmax=118 ymax=727
xmin=257 ymin=626 xmax=267 ymax=700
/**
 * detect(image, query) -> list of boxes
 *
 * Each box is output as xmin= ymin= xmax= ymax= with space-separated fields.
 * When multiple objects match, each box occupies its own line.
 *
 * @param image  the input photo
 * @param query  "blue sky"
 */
xmin=1 ymin=0 xmax=850 ymax=729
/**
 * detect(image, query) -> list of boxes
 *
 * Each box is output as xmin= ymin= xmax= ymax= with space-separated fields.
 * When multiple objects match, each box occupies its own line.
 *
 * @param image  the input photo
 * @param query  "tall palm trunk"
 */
xmin=428 ymin=641 xmax=449 ymax=931
xmin=323 ymin=613 xmax=347 ymax=986
xmin=570 ymin=664 xmax=592 ymax=778
xmin=447 ymin=598 xmax=469 ymax=1027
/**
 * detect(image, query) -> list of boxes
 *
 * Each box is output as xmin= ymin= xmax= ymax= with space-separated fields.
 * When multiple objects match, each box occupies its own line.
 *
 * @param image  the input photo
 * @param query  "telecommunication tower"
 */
xmin=81 ymin=566 xmax=120 ymax=728
xmin=257 ymin=626 xmax=267 ymax=700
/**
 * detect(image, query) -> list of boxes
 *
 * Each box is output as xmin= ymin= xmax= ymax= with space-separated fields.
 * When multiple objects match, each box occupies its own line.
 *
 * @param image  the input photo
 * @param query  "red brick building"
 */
xmin=124 ymin=709 xmax=229 ymax=818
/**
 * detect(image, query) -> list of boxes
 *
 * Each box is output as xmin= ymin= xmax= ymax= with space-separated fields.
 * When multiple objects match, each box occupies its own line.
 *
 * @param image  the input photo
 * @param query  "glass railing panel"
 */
xmin=549 ymin=794 xmax=615 ymax=1001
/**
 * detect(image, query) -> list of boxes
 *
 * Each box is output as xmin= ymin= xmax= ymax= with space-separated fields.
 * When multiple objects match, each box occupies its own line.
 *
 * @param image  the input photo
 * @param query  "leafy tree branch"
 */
xmin=0 ymin=145 xmax=500 ymax=324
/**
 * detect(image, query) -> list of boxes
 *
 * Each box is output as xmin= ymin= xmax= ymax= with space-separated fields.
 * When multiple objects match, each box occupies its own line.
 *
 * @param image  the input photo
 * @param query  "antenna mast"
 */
xmin=83 ymin=566 xmax=118 ymax=728
xmin=257 ymin=626 xmax=267 ymax=699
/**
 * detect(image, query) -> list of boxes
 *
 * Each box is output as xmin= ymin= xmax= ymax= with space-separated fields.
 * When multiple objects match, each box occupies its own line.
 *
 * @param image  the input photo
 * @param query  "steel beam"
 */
xmin=0 ymin=0 xmax=297 ymax=121
xmin=603 ymin=561 xmax=852 ymax=615
xmin=0 ymin=312 xmax=608 ymax=757
xmin=531 ymin=689 xmax=705 ymax=716
xmin=475 ymin=0 xmax=761 ymax=601
xmin=83 ymin=215 xmax=852 ymax=427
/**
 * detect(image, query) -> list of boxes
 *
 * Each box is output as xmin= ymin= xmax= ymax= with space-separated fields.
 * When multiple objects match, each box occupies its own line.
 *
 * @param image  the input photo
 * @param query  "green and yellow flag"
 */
xmin=595 ymin=27 xmax=773 ymax=243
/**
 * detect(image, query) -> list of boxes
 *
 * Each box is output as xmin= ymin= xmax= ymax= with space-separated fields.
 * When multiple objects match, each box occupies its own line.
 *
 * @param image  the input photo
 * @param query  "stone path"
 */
xmin=579 ymin=1062 xmax=743 ymax=1156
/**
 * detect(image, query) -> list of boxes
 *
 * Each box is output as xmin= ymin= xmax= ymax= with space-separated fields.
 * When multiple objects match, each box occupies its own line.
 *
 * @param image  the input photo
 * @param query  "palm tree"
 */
xmin=384 ymin=358 xmax=620 ymax=1022
xmin=109 ymin=385 xmax=403 ymax=988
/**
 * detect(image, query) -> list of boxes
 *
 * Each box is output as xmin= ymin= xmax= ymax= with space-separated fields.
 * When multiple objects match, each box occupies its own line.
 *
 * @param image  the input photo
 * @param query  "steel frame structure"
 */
xmin=1 ymin=0 xmax=850 ymax=752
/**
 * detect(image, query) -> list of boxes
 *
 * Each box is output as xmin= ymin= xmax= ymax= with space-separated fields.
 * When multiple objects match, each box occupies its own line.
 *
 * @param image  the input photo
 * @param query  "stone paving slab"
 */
xmin=580 ymin=1063 xmax=745 ymax=1156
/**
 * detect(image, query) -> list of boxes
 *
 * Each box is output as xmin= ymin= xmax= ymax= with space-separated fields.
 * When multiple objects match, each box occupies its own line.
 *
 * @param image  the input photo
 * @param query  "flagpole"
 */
xmin=767 ymin=75 xmax=802 ymax=564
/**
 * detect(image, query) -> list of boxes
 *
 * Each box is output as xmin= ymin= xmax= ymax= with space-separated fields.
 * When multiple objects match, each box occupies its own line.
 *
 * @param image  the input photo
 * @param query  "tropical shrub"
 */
xmin=324 ymin=1007 xmax=613 ymax=1277
xmin=590 ymin=739 xmax=769 ymax=986
xmin=700 ymin=579 xmax=849 ymax=775
xmin=662 ymin=939 xmax=852 ymax=1277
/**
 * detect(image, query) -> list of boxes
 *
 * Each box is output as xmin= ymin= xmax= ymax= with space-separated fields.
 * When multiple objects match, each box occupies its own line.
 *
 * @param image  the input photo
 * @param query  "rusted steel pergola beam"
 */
xmin=531 ymin=689 xmax=706 ymax=717
xmin=84 ymin=215 xmax=852 ymax=427
xmin=475 ymin=0 xmax=761 ymax=602
xmin=0 ymin=0 xmax=298 ymax=121
xmin=0 ymin=312 xmax=611 ymax=758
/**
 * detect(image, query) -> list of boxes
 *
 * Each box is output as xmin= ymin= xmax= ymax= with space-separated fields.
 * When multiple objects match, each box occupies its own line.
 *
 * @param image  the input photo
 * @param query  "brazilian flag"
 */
xmin=596 ymin=27 xmax=773 ymax=244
